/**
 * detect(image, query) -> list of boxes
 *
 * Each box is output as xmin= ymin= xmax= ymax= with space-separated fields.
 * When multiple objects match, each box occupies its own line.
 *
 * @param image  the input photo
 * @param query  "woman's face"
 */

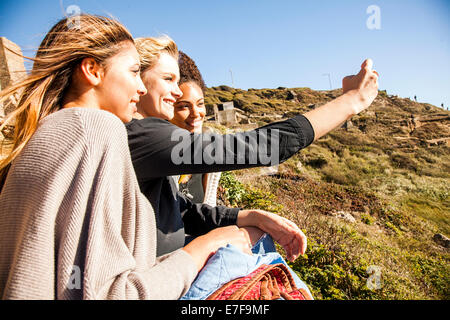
xmin=97 ymin=41 xmax=147 ymax=123
xmin=171 ymin=82 xmax=206 ymax=133
xmin=137 ymin=52 xmax=182 ymax=120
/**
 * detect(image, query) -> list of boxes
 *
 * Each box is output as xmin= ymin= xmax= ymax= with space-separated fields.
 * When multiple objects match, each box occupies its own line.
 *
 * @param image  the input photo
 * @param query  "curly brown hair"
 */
xmin=178 ymin=51 xmax=207 ymax=93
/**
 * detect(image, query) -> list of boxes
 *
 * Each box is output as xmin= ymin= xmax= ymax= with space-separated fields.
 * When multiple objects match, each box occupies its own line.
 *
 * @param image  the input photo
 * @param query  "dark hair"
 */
xmin=178 ymin=51 xmax=206 ymax=92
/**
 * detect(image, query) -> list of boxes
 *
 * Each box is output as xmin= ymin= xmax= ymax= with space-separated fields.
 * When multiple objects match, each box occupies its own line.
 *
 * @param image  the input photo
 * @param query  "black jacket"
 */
xmin=126 ymin=115 xmax=315 ymax=256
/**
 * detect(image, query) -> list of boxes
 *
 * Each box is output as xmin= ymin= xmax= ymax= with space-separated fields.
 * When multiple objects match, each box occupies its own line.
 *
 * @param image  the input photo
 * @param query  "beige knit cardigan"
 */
xmin=0 ymin=108 xmax=197 ymax=300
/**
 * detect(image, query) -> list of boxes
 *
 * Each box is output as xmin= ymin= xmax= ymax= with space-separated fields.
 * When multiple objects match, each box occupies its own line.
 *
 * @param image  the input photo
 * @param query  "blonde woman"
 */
xmin=129 ymin=37 xmax=309 ymax=261
xmin=127 ymin=36 xmax=378 ymax=261
xmin=0 ymin=15 xmax=252 ymax=300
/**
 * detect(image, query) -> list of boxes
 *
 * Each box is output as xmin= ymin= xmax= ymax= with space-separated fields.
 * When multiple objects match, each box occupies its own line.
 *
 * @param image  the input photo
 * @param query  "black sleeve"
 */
xmin=178 ymin=191 xmax=239 ymax=236
xmin=126 ymin=115 xmax=315 ymax=181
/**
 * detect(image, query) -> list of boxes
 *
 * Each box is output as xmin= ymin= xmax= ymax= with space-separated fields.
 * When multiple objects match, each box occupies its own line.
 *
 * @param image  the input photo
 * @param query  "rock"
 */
xmin=433 ymin=233 xmax=450 ymax=248
xmin=218 ymin=85 xmax=234 ymax=92
xmin=1 ymin=123 xmax=14 ymax=139
xmin=329 ymin=211 xmax=356 ymax=223
xmin=286 ymin=90 xmax=297 ymax=100
xmin=259 ymin=165 xmax=279 ymax=176
xmin=341 ymin=120 xmax=353 ymax=130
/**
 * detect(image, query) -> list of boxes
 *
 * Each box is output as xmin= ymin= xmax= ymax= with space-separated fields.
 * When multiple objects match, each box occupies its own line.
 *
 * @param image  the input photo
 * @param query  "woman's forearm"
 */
xmin=182 ymin=226 xmax=253 ymax=271
xmin=303 ymin=90 xmax=364 ymax=141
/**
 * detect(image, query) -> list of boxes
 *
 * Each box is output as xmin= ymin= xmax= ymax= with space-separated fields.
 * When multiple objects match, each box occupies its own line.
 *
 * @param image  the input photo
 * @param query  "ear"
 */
xmin=78 ymin=57 xmax=104 ymax=86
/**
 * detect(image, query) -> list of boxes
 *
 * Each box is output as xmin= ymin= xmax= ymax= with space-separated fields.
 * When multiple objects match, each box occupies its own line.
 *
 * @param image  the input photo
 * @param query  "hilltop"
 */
xmin=205 ymin=85 xmax=449 ymax=299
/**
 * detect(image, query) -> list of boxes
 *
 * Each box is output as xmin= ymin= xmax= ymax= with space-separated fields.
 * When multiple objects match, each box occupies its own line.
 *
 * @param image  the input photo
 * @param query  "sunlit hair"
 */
xmin=134 ymin=35 xmax=178 ymax=72
xmin=0 ymin=14 xmax=134 ymax=190
xmin=178 ymin=50 xmax=206 ymax=93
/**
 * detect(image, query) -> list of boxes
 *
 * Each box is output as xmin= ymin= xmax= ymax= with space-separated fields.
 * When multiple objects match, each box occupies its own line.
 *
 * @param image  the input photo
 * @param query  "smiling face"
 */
xmin=136 ymin=52 xmax=182 ymax=120
xmin=171 ymin=82 xmax=206 ymax=133
xmin=96 ymin=41 xmax=147 ymax=122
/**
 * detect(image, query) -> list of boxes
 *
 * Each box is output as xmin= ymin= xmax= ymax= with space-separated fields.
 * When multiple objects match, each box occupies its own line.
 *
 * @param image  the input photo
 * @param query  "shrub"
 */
xmin=219 ymin=171 xmax=283 ymax=213
xmin=390 ymin=152 xmax=418 ymax=171
xmin=407 ymin=254 xmax=450 ymax=299
xmin=288 ymin=238 xmax=379 ymax=300
xmin=305 ymin=155 xmax=328 ymax=169
xmin=218 ymin=171 xmax=247 ymax=205
xmin=321 ymin=164 xmax=360 ymax=186
xmin=361 ymin=213 xmax=375 ymax=225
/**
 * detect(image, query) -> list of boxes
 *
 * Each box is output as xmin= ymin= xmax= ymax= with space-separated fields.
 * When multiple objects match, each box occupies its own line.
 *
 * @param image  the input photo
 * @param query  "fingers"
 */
xmin=289 ymin=230 xmax=306 ymax=261
xmin=361 ymin=58 xmax=373 ymax=71
xmin=287 ymin=238 xmax=298 ymax=262
xmin=279 ymin=220 xmax=307 ymax=261
xmin=360 ymin=60 xmax=379 ymax=90
xmin=300 ymin=229 xmax=307 ymax=255
xmin=292 ymin=226 xmax=307 ymax=258
xmin=250 ymin=211 xmax=308 ymax=261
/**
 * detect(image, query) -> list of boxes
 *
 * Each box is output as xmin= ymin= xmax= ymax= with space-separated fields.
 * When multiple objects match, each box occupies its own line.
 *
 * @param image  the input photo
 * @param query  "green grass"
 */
xmin=400 ymin=195 xmax=450 ymax=235
xmin=218 ymin=169 xmax=449 ymax=300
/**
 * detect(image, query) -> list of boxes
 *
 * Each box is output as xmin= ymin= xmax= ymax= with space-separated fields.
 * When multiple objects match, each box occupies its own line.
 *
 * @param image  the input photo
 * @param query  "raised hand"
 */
xmin=342 ymin=58 xmax=379 ymax=113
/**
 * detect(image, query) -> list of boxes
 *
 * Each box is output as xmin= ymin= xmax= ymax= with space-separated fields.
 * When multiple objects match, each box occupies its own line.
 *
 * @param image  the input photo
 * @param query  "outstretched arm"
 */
xmin=304 ymin=58 xmax=379 ymax=140
xmin=127 ymin=59 xmax=379 ymax=180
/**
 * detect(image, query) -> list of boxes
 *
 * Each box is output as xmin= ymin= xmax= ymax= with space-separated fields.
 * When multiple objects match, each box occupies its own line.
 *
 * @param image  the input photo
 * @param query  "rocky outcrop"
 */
xmin=0 ymin=37 xmax=26 ymax=117
xmin=433 ymin=233 xmax=450 ymax=249
xmin=328 ymin=211 xmax=357 ymax=223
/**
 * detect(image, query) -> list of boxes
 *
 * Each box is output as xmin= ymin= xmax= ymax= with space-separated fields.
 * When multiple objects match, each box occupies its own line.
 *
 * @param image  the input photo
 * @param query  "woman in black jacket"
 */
xmin=127 ymin=36 xmax=379 ymax=261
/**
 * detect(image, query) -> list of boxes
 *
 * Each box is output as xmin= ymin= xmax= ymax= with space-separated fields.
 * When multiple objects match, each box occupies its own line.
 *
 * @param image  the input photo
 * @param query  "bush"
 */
xmin=390 ymin=152 xmax=418 ymax=171
xmin=219 ymin=171 xmax=283 ymax=213
xmin=218 ymin=171 xmax=247 ymax=205
xmin=361 ymin=213 xmax=375 ymax=225
xmin=407 ymin=254 xmax=450 ymax=299
xmin=288 ymin=238 xmax=379 ymax=300
xmin=321 ymin=164 xmax=360 ymax=186
xmin=305 ymin=155 xmax=328 ymax=169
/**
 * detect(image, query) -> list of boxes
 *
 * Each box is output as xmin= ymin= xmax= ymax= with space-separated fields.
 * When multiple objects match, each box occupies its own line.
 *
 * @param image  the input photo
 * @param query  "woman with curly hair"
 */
xmin=170 ymin=51 xmax=220 ymax=207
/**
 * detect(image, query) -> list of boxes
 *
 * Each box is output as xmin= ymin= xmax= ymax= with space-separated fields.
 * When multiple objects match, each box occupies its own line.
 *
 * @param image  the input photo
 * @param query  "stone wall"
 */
xmin=0 ymin=37 xmax=26 ymax=117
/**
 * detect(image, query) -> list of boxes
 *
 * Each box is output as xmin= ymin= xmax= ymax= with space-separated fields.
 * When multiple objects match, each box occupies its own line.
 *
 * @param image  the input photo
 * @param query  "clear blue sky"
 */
xmin=0 ymin=0 xmax=449 ymax=108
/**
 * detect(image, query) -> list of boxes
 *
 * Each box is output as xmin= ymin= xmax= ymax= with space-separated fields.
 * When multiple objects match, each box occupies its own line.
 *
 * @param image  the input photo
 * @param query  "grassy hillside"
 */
xmin=207 ymin=86 xmax=449 ymax=300
xmin=1 ymin=86 xmax=448 ymax=299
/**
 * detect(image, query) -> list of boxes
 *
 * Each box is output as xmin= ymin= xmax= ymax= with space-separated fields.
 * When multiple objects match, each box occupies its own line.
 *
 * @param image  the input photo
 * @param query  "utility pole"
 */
xmin=322 ymin=73 xmax=332 ymax=90
xmin=229 ymin=68 xmax=234 ymax=88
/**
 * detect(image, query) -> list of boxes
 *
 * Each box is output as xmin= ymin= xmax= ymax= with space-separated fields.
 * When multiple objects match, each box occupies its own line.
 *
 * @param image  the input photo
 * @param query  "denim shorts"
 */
xmin=180 ymin=233 xmax=313 ymax=300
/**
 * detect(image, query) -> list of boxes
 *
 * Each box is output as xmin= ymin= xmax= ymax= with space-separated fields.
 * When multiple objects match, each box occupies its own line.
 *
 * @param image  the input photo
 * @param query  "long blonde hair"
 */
xmin=0 ymin=14 xmax=134 ymax=190
xmin=134 ymin=36 xmax=178 ymax=71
